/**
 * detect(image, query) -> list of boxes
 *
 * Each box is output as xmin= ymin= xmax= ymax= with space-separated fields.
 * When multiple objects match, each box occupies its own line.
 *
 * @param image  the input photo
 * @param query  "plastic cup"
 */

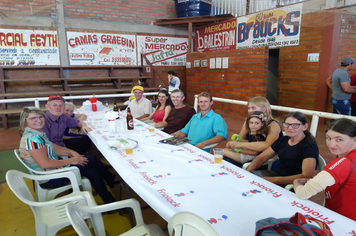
xmin=213 ymin=148 xmax=224 ymax=164
xmin=125 ymin=144 xmax=133 ymax=155
xmin=148 ymin=122 xmax=155 ymax=132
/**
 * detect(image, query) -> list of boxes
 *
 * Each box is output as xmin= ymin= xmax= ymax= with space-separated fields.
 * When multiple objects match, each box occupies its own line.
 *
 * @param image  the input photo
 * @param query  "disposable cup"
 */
xmin=148 ymin=122 xmax=155 ymax=132
xmin=213 ymin=148 xmax=224 ymax=164
xmin=125 ymin=144 xmax=133 ymax=155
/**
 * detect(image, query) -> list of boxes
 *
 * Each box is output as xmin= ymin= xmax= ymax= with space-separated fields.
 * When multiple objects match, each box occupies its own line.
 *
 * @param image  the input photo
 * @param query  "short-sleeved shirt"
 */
xmin=331 ymin=68 xmax=351 ymax=100
xmin=271 ymin=135 xmax=319 ymax=176
xmin=163 ymin=106 xmax=196 ymax=134
xmin=128 ymin=97 xmax=152 ymax=118
xmin=181 ymin=109 xmax=228 ymax=146
xmin=168 ymin=76 xmax=180 ymax=92
xmin=42 ymin=111 xmax=80 ymax=147
xmin=152 ymin=107 xmax=166 ymax=123
xmin=324 ymin=150 xmax=356 ymax=221
xmin=19 ymin=127 xmax=67 ymax=183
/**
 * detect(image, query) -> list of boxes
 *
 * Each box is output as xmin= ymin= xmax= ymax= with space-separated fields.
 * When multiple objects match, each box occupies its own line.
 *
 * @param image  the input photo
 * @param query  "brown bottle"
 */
xmin=113 ymin=101 xmax=118 ymax=112
xmin=127 ymin=107 xmax=134 ymax=130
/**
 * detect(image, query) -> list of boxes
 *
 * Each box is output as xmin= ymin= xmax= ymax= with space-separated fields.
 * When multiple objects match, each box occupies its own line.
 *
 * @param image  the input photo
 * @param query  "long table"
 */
xmin=83 ymin=109 xmax=356 ymax=235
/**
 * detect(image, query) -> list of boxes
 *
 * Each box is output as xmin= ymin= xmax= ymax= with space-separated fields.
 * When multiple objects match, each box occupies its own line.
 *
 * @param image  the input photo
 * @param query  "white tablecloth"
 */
xmin=83 ymin=110 xmax=356 ymax=235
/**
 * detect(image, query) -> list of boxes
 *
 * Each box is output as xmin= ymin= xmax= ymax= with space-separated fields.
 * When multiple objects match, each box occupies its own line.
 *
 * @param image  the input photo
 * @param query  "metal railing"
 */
xmin=0 ymin=92 xmax=159 ymax=108
xmin=193 ymin=95 xmax=356 ymax=137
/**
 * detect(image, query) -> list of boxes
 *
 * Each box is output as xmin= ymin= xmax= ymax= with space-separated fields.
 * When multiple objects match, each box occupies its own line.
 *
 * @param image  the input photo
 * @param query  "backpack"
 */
xmin=255 ymin=212 xmax=333 ymax=236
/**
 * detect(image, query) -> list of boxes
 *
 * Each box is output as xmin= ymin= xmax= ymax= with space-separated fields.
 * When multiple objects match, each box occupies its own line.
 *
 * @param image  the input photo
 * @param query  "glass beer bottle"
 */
xmin=113 ymin=101 xmax=118 ymax=112
xmin=127 ymin=107 xmax=134 ymax=130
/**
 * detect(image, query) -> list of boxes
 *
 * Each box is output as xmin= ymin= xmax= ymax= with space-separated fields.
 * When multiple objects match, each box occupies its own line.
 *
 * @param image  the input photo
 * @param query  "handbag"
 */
xmin=255 ymin=212 xmax=333 ymax=236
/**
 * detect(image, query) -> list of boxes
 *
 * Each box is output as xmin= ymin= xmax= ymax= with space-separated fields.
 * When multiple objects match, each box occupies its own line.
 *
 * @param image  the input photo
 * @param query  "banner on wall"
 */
xmin=67 ymin=32 xmax=137 ymax=65
xmin=137 ymin=36 xmax=188 ymax=66
xmin=237 ymin=3 xmax=302 ymax=49
xmin=0 ymin=29 xmax=59 ymax=66
xmin=195 ymin=19 xmax=236 ymax=52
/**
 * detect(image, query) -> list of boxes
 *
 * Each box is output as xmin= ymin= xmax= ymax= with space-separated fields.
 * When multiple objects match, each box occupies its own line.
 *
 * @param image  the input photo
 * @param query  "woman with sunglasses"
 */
xmin=19 ymin=106 xmax=118 ymax=204
xmin=246 ymin=111 xmax=319 ymax=186
xmin=294 ymin=118 xmax=356 ymax=221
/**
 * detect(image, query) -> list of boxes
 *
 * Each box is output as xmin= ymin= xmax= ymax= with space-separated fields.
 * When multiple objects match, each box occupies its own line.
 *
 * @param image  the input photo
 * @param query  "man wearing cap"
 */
xmin=326 ymin=57 xmax=356 ymax=116
xmin=128 ymin=86 xmax=152 ymax=120
xmin=42 ymin=95 xmax=92 ymax=154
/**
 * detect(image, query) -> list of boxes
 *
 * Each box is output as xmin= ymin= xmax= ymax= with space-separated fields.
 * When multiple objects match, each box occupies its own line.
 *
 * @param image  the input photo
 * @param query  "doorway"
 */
xmin=267 ymin=49 xmax=279 ymax=106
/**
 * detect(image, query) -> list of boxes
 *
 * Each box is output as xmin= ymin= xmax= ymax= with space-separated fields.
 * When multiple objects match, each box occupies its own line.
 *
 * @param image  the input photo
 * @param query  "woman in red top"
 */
xmin=294 ymin=118 xmax=356 ymax=221
xmin=142 ymin=90 xmax=173 ymax=126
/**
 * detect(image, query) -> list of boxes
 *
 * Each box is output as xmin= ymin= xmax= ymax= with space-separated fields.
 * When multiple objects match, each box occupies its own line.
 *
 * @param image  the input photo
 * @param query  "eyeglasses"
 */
xmin=282 ymin=122 xmax=302 ymax=129
xmin=27 ymin=116 xmax=45 ymax=122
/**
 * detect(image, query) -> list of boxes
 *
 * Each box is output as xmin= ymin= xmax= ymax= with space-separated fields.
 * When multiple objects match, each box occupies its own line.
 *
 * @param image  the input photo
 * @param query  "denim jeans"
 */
xmin=331 ymin=97 xmax=351 ymax=116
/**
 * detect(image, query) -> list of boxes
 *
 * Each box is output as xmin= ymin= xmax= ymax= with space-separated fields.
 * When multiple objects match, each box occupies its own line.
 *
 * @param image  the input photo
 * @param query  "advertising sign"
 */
xmin=237 ymin=3 xmax=302 ymax=49
xmin=137 ymin=36 xmax=188 ymax=66
xmin=195 ymin=19 xmax=237 ymax=52
xmin=0 ymin=28 xmax=59 ymax=66
xmin=67 ymin=31 xmax=137 ymax=65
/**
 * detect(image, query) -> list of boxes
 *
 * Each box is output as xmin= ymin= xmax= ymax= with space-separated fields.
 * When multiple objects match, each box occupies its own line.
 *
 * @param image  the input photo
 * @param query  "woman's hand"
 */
xmin=226 ymin=141 xmax=242 ymax=149
xmin=71 ymin=156 xmax=89 ymax=166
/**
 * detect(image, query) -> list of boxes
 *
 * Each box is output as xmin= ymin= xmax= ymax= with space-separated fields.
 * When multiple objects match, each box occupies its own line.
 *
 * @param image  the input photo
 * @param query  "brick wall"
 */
xmin=186 ymin=48 xmax=268 ymax=118
xmin=0 ymin=0 xmax=176 ymax=23
xmin=277 ymin=12 xmax=325 ymax=111
xmin=0 ymin=0 xmax=56 ymax=17
xmin=64 ymin=0 xmax=176 ymax=24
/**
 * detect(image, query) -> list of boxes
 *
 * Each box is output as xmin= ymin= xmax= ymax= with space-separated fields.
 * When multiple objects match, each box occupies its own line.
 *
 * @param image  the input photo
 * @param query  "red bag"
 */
xmin=255 ymin=212 xmax=333 ymax=236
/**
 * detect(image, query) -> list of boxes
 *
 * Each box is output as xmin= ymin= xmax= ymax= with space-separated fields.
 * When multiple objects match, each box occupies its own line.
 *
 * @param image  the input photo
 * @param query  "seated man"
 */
xmin=128 ymin=85 xmax=152 ymax=120
xmin=42 ymin=95 xmax=91 ymax=155
xmin=157 ymin=89 xmax=196 ymax=134
xmin=172 ymin=92 xmax=228 ymax=152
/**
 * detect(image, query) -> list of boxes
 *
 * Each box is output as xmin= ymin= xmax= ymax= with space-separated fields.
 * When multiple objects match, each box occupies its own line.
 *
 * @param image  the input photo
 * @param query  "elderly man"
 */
xmin=172 ymin=92 xmax=228 ymax=151
xmin=157 ymin=89 xmax=196 ymax=134
xmin=326 ymin=57 xmax=356 ymax=116
xmin=42 ymin=95 xmax=91 ymax=154
xmin=128 ymin=85 xmax=152 ymax=120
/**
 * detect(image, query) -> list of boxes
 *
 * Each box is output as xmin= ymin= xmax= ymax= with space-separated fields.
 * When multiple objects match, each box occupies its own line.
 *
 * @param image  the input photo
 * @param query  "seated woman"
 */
xmin=140 ymin=89 xmax=172 ymax=126
xmin=224 ymin=97 xmax=283 ymax=166
xmin=224 ymin=111 xmax=269 ymax=164
xmin=63 ymin=102 xmax=87 ymax=136
xmin=246 ymin=111 xmax=319 ymax=186
xmin=19 ymin=106 xmax=118 ymax=204
xmin=294 ymin=118 xmax=356 ymax=221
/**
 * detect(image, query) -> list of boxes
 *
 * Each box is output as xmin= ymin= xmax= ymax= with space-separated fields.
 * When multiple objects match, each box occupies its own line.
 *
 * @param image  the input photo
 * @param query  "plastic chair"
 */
xmin=168 ymin=211 xmax=221 ymax=236
xmin=6 ymin=170 xmax=104 ymax=236
xmin=14 ymin=149 xmax=92 ymax=202
xmin=285 ymin=155 xmax=327 ymax=191
xmin=242 ymin=155 xmax=279 ymax=171
xmin=66 ymin=198 xmax=166 ymax=236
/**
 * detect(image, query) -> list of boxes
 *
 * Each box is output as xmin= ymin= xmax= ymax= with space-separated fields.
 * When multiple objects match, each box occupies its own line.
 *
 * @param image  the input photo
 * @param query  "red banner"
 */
xmin=195 ymin=19 xmax=236 ymax=52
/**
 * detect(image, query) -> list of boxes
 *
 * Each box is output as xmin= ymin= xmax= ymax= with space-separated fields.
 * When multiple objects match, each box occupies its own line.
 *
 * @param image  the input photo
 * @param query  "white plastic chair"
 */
xmin=14 ymin=148 xmax=92 ymax=201
xmin=285 ymin=155 xmax=327 ymax=191
xmin=66 ymin=199 xmax=166 ymax=236
xmin=242 ymin=155 xmax=279 ymax=170
xmin=168 ymin=211 xmax=221 ymax=236
xmin=6 ymin=170 xmax=103 ymax=236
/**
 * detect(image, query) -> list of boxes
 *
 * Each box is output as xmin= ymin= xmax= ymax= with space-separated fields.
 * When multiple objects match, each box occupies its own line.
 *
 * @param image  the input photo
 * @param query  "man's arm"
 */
xmin=326 ymin=76 xmax=332 ymax=89
xmin=340 ymin=82 xmax=356 ymax=93
xmin=136 ymin=114 xmax=150 ymax=120
xmin=195 ymin=135 xmax=225 ymax=149
xmin=78 ymin=120 xmax=92 ymax=133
